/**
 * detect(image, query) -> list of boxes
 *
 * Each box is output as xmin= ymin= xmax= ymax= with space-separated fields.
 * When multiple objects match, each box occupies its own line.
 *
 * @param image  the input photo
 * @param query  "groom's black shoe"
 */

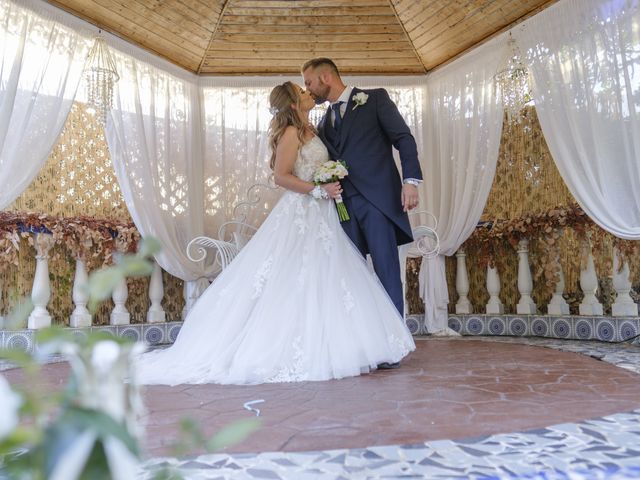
xmin=377 ymin=362 xmax=400 ymax=370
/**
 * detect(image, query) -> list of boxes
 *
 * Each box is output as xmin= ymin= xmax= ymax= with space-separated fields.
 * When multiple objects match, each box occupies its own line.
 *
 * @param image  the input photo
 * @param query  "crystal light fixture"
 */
xmin=495 ymin=34 xmax=531 ymax=124
xmin=84 ymin=32 xmax=119 ymax=124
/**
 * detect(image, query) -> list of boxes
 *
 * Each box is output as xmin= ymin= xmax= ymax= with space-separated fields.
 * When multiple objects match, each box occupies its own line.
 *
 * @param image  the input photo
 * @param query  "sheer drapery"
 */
xmin=200 ymin=76 xmax=428 ymax=238
xmin=514 ymin=0 xmax=640 ymax=239
xmin=105 ymin=51 xmax=210 ymax=281
xmin=0 ymin=0 xmax=89 ymax=209
xmin=420 ymin=36 xmax=507 ymax=334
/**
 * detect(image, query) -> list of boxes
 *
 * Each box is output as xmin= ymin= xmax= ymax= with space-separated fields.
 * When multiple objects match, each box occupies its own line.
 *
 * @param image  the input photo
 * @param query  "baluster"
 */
xmin=579 ymin=244 xmax=603 ymax=316
xmin=28 ymin=233 xmax=55 ymax=329
xmin=146 ymin=261 xmax=166 ymax=323
xmin=0 ymin=274 xmax=4 ymax=328
xmin=547 ymin=261 xmax=570 ymax=315
xmin=110 ymin=249 xmax=130 ymax=325
xmin=455 ymin=249 xmax=472 ymax=314
xmin=486 ymin=265 xmax=504 ymax=314
xmin=182 ymin=279 xmax=209 ymax=320
xmin=516 ymin=238 xmax=537 ymax=314
xmin=70 ymin=257 xmax=92 ymax=327
xmin=612 ymin=247 xmax=638 ymax=317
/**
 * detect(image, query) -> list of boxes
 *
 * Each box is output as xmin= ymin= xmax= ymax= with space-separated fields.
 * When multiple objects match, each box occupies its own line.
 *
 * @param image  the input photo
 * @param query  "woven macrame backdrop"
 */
xmin=3 ymin=103 xmax=638 ymax=323
xmin=5 ymin=103 xmax=184 ymax=324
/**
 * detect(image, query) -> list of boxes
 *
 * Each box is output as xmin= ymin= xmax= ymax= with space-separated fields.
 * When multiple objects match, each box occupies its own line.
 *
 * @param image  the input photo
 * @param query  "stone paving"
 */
xmin=7 ymin=336 xmax=640 ymax=479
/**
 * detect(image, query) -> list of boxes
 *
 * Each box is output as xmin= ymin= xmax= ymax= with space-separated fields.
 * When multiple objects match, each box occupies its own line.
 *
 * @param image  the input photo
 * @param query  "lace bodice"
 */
xmin=293 ymin=136 xmax=330 ymax=182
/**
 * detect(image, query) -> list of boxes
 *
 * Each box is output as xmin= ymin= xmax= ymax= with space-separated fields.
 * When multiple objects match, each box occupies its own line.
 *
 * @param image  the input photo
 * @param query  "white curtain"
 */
xmin=200 ymin=76 xmax=428 ymax=238
xmin=0 ymin=0 xmax=89 ymax=209
xmin=200 ymin=77 xmax=284 ymax=239
xmin=105 ymin=49 xmax=210 ymax=281
xmin=514 ymin=0 xmax=640 ymax=240
xmin=420 ymin=35 xmax=507 ymax=334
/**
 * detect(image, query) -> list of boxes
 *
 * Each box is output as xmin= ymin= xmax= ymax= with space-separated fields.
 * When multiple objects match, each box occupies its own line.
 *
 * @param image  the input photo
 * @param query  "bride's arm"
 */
xmin=273 ymin=126 xmax=341 ymax=198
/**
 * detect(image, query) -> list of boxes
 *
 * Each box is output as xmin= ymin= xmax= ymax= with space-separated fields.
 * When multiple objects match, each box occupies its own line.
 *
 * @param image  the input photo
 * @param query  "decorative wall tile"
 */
xmin=618 ymin=320 xmax=639 ymax=342
xmin=95 ymin=326 xmax=117 ymax=337
xmin=168 ymin=324 xmax=182 ymax=343
xmin=144 ymin=325 xmax=165 ymax=345
xmin=5 ymin=332 xmax=33 ymax=352
xmin=574 ymin=318 xmax=594 ymax=340
xmin=551 ymin=318 xmax=572 ymax=338
xmin=118 ymin=326 xmax=141 ymax=342
xmin=448 ymin=316 xmax=462 ymax=334
xmin=531 ymin=317 xmax=549 ymax=337
xmin=487 ymin=316 xmax=506 ymax=336
xmin=596 ymin=319 xmax=617 ymax=342
xmin=465 ymin=316 xmax=485 ymax=335
xmin=508 ymin=316 xmax=528 ymax=336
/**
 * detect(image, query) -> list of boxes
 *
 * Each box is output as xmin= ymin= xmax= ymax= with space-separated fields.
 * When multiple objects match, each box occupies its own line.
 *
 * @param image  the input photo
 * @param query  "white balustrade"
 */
xmin=0 ymin=275 xmax=4 ymax=328
xmin=147 ymin=261 xmax=166 ymax=323
xmin=486 ymin=265 xmax=504 ymax=314
xmin=579 ymin=245 xmax=603 ymax=316
xmin=28 ymin=233 xmax=55 ymax=329
xmin=70 ymin=257 xmax=92 ymax=327
xmin=455 ymin=249 xmax=472 ymax=314
xmin=547 ymin=261 xmax=570 ymax=315
xmin=516 ymin=238 xmax=537 ymax=314
xmin=612 ymin=247 xmax=638 ymax=317
xmin=182 ymin=279 xmax=209 ymax=319
xmin=110 ymin=250 xmax=130 ymax=325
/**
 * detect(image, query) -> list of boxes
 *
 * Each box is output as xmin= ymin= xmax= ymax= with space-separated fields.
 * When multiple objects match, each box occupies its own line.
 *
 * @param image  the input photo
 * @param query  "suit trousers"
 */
xmin=340 ymin=192 xmax=404 ymax=316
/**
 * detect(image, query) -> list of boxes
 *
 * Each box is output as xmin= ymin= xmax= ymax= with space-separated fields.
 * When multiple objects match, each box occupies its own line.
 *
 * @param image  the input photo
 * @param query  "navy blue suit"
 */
xmin=317 ymin=88 xmax=423 ymax=315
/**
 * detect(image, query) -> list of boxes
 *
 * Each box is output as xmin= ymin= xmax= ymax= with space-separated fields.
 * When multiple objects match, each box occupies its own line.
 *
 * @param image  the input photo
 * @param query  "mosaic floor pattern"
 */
xmin=140 ymin=337 xmax=640 ymax=479
xmin=6 ymin=336 xmax=640 ymax=479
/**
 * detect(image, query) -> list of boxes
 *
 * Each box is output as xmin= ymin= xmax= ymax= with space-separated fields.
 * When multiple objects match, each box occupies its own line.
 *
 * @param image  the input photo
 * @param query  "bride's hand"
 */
xmin=323 ymin=182 xmax=343 ymax=199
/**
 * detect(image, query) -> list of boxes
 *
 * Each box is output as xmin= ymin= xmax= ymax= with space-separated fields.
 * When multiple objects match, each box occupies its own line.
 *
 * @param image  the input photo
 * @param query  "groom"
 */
xmin=302 ymin=58 xmax=423 ymax=324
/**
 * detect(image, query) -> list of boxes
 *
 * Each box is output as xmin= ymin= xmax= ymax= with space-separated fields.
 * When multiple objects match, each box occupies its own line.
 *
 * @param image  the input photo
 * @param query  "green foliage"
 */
xmin=0 ymin=235 xmax=260 ymax=480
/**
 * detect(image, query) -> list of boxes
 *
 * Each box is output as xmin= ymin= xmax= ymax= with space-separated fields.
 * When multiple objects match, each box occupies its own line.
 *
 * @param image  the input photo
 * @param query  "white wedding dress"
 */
xmin=137 ymin=136 xmax=415 ymax=385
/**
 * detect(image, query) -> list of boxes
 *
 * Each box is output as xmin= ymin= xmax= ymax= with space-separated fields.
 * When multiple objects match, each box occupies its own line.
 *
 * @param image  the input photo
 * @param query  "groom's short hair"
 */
xmin=301 ymin=58 xmax=340 ymax=77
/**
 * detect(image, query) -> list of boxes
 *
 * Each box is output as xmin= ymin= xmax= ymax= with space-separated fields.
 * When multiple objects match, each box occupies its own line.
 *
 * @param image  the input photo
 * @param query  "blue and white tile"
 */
xmin=93 ymin=325 xmax=117 ymax=336
xmin=448 ymin=315 xmax=462 ymax=334
xmin=167 ymin=324 xmax=182 ymax=343
xmin=486 ymin=316 xmax=506 ymax=336
xmin=573 ymin=317 xmax=595 ymax=340
xmin=618 ymin=319 xmax=639 ymax=342
xmin=530 ymin=316 xmax=550 ymax=337
xmin=507 ymin=316 xmax=528 ymax=336
xmin=5 ymin=331 xmax=33 ymax=352
xmin=69 ymin=328 xmax=89 ymax=343
xmin=595 ymin=318 xmax=617 ymax=342
xmin=143 ymin=324 xmax=166 ymax=346
xmin=117 ymin=325 xmax=141 ymax=342
xmin=464 ymin=316 xmax=485 ymax=336
xmin=551 ymin=317 xmax=572 ymax=339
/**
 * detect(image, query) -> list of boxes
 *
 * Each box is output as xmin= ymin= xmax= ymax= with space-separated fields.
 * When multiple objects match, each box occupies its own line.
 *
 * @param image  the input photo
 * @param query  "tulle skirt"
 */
xmin=137 ymin=191 xmax=415 ymax=385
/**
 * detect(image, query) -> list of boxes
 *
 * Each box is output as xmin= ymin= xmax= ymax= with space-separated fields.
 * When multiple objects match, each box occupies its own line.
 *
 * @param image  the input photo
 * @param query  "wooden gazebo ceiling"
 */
xmin=46 ymin=0 xmax=557 ymax=75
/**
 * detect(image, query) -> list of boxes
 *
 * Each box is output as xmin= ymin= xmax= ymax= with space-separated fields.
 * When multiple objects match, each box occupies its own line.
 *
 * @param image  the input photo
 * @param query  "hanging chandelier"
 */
xmin=494 ymin=34 xmax=531 ymax=124
xmin=84 ymin=32 xmax=119 ymax=124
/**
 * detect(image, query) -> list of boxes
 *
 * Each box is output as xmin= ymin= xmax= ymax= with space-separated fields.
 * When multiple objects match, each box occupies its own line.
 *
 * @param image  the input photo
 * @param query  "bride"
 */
xmin=137 ymin=82 xmax=415 ymax=385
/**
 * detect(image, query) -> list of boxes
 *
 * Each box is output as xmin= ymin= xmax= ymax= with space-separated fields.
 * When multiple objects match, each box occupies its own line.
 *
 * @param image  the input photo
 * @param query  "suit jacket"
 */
xmin=317 ymin=87 xmax=423 ymax=245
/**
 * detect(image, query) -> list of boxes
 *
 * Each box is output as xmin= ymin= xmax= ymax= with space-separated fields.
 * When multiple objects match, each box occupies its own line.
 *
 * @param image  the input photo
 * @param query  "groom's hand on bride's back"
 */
xmin=401 ymin=184 xmax=419 ymax=212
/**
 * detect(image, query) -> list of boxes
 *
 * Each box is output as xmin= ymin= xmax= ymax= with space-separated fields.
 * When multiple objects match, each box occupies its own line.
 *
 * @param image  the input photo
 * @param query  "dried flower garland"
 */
xmin=463 ymin=204 xmax=638 ymax=299
xmin=0 ymin=212 xmax=139 ymax=268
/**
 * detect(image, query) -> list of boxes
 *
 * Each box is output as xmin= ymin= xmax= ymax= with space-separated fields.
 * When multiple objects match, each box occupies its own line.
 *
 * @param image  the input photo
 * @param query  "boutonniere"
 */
xmin=351 ymin=92 xmax=369 ymax=110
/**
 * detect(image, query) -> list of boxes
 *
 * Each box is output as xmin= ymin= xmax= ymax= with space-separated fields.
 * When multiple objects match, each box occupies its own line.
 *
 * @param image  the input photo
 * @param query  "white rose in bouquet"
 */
xmin=313 ymin=160 xmax=350 ymax=222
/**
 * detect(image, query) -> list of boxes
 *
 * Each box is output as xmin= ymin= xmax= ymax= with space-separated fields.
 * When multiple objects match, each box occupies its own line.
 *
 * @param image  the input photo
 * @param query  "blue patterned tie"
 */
xmin=331 ymin=101 xmax=344 ymax=131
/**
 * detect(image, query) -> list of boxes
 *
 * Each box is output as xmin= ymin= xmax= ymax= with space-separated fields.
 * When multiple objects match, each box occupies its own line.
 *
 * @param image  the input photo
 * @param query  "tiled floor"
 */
xmin=6 ymin=336 xmax=640 ymax=478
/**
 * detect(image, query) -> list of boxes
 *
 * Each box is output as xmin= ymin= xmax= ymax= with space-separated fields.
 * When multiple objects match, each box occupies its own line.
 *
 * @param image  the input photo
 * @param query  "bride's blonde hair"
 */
xmin=268 ymin=81 xmax=308 ymax=170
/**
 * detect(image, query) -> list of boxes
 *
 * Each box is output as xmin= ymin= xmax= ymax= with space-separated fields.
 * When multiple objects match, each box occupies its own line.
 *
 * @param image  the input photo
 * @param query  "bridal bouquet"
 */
xmin=314 ymin=160 xmax=350 ymax=222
